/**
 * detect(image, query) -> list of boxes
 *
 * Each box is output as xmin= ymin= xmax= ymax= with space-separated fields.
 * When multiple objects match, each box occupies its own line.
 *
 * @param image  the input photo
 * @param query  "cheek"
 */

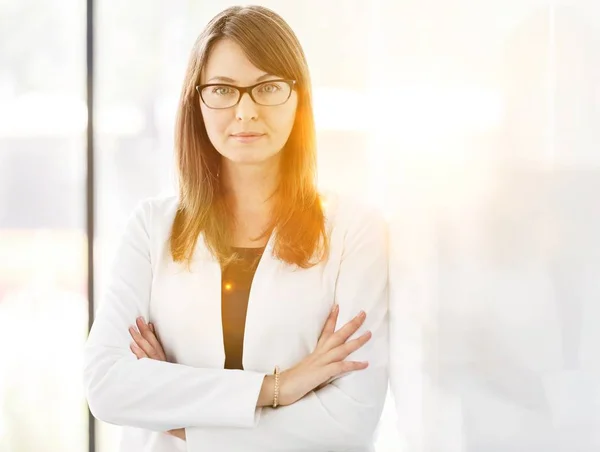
xmin=201 ymin=109 xmax=231 ymax=143
xmin=266 ymin=106 xmax=297 ymax=144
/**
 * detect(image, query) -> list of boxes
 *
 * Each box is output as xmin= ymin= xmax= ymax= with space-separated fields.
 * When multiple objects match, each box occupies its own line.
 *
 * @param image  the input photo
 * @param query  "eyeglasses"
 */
xmin=196 ymin=79 xmax=296 ymax=109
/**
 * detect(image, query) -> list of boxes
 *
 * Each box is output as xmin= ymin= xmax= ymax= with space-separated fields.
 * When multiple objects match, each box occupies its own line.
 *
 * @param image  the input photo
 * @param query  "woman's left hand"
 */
xmin=129 ymin=317 xmax=185 ymax=441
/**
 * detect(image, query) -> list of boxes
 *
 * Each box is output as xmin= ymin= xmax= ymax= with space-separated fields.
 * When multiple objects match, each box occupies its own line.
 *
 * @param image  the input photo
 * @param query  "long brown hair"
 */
xmin=170 ymin=5 xmax=328 ymax=268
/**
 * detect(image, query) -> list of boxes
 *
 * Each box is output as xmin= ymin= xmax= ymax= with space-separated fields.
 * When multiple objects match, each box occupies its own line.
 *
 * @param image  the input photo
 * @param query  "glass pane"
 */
xmin=95 ymin=2 xmax=180 ymax=449
xmin=0 ymin=1 xmax=87 ymax=451
xmin=383 ymin=1 xmax=600 ymax=451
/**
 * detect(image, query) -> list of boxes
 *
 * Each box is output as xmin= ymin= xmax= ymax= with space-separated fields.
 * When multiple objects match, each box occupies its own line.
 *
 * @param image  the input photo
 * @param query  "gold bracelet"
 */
xmin=273 ymin=365 xmax=280 ymax=408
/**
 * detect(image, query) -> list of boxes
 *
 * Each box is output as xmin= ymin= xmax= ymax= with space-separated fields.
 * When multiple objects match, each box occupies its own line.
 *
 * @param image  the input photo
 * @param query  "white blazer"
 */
xmin=83 ymin=192 xmax=389 ymax=452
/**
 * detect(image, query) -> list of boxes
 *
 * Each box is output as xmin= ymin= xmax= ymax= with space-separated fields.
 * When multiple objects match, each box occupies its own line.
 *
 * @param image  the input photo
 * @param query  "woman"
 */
xmin=83 ymin=5 xmax=389 ymax=452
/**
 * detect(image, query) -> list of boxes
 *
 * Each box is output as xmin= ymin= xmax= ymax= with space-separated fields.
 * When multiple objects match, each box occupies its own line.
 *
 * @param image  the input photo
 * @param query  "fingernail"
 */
xmin=137 ymin=316 xmax=145 ymax=323
xmin=332 ymin=304 xmax=338 ymax=313
xmin=358 ymin=310 xmax=366 ymax=319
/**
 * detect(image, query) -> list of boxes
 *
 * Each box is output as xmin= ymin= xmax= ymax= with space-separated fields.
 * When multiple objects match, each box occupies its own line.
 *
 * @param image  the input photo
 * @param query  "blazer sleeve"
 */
xmin=83 ymin=200 xmax=267 ymax=432
xmin=185 ymin=203 xmax=390 ymax=451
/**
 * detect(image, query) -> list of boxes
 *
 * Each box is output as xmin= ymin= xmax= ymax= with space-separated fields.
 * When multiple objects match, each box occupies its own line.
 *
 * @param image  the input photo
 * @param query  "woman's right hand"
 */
xmin=277 ymin=304 xmax=372 ymax=406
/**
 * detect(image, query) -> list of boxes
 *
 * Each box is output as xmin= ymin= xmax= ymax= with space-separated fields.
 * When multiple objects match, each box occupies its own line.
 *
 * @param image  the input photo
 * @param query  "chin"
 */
xmin=223 ymin=148 xmax=279 ymax=165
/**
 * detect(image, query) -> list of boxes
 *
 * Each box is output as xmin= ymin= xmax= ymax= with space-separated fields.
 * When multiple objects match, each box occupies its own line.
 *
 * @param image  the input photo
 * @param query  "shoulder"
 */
xmin=128 ymin=194 xmax=179 ymax=235
xmin=321 ymin=189 xmax=387 ymax=231
xmin=137 ymin=194 xmax=179 ymax=216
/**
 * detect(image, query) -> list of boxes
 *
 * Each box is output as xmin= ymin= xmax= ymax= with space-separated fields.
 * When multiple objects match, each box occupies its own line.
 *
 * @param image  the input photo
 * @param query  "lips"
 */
xmin=231 ymin=132 xmax=264 ymax=137
xmin=230 ymin=132 xmax=265 ymax=143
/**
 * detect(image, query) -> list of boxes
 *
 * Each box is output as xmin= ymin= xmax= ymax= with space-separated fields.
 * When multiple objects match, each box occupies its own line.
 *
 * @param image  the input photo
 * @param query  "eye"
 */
xmin=211 ymin=86 xmax=235 ymax=96
xmin=259 ymin=83 xmax=282 ymax=93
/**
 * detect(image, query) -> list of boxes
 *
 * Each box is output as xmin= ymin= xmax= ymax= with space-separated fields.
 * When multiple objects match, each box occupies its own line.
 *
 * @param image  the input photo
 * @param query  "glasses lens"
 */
xmin=201 ymin=85 xmax=240 ymax=109
xmin=251 ymin=81 xmax=292 ymax=106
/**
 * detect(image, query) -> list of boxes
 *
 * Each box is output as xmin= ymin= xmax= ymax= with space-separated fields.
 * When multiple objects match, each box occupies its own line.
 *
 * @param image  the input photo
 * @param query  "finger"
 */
xmin=327 ymin=360 xmax=369 ymax=378
xmin=148 ymin=322 xmax=161 ymax=343
xmin=129 ymin=326 xmax=157 ymax=358
xmin=147 ymin=323 xmax=166 ymax=361
xmin=315 ymin=381 xmax=328 ymax=391
xmin=136 ymin=318 xmax=165 ymax=360
xmin=137 ymin=317 xmax=157 ymax=344
xmin=147 ymin=323 xmax=167 ymax=360
xmin=326 ymin=310 xmax=367 ymax=348
xmin=324 ymin=330 xmax=372 ymax=363
xmin=318 ymin=304 xmax=339 ymax=346
xmin=130 ymin=342 xmax=148 ymax=359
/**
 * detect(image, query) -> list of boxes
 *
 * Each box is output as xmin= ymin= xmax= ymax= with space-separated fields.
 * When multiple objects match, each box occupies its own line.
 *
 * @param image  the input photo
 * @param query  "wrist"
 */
xmin=273 ymin=365 xmax=281 ymax=408
xmin=257 ymin=374 xmax=275 ymax=407
xmin=276 ymin=369 xmax=291 ymax=406
xmin=257 ymin=368 xmax=292 ymax=407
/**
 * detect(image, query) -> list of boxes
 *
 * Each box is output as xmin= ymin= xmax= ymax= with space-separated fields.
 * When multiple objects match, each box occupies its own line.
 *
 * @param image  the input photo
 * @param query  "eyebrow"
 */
xmin=206 ymin=74 xmax=277 ymax=84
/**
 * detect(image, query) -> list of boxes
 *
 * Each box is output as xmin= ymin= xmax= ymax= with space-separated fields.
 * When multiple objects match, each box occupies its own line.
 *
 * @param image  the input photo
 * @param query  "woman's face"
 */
xmin=200 ymin=38 xmax=298 ymax=165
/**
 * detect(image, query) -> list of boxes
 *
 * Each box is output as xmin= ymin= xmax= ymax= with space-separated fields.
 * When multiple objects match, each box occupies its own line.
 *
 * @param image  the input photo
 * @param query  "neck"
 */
xmin=220 ymin=156 xmax=280 ymax=214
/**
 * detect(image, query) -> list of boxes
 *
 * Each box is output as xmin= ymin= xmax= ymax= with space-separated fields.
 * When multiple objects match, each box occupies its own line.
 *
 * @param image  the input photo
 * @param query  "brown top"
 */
xmin=220 ymin=247 xmax=265 ymax=370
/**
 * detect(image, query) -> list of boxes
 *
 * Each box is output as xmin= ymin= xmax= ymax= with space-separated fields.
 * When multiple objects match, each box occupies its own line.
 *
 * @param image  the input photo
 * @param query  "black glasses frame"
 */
xmin=195 ymin=79 xmax=297 ymax=109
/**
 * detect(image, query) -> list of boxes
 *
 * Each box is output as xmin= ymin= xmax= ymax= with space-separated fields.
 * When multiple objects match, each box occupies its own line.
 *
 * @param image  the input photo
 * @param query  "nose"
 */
xmin=235 ymin=92 xmax=258 ymax=121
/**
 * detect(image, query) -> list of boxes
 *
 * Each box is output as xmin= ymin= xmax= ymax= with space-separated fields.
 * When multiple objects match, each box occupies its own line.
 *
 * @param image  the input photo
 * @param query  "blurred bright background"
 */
xmin=1 ymin=0 xmax=599 ymax=451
